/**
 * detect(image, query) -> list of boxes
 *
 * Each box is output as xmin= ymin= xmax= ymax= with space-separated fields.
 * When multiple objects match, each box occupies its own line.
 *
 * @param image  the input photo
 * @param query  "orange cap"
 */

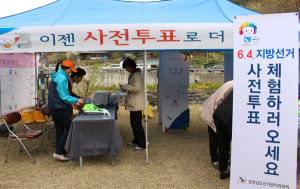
xmin=62 ymin=59 xmax=77 ymax=72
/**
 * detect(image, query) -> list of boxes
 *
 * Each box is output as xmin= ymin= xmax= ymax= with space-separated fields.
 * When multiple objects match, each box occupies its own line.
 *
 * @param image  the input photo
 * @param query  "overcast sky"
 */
xmin=0 ymin=0 xmax=57 ymax=18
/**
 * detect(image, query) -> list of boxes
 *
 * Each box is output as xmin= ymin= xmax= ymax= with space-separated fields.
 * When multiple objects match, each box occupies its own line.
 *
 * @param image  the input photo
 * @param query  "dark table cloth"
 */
xmin=65 ymin=103 xmax=122 ymax=163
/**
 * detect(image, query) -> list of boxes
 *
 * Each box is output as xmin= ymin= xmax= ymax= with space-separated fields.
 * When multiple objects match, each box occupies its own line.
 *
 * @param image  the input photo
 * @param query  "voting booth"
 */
xmin=158 ymin=51 xmax=190 ymax=132
xmin=0 ymin=1 xmax=299 ymax=176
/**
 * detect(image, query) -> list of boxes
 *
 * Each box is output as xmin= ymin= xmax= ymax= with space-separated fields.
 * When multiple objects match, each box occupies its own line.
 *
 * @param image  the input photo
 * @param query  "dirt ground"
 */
xmin=0 ymin=105 xmax=299 ymax=188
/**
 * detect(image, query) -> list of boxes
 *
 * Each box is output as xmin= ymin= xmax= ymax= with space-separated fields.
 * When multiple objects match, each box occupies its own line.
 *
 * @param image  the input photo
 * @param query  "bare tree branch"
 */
xmin=264 ymin=0 xmax=273 ymax=13
xmin=278 ymin=0 xmax=290 ymax=12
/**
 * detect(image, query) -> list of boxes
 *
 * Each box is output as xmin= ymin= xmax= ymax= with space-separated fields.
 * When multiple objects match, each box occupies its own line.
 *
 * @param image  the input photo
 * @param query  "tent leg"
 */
xmin=143 ymin=50 xmax=149 ymax=164
xmin=207 ymin=51 xmax=208 ymax=63
xmin=34 ymin=52 xmax=38 ymax=103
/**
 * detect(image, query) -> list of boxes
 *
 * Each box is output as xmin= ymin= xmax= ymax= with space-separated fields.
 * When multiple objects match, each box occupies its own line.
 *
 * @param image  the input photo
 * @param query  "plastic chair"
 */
xmin=4 ymin=112 xmax=46 ymax=163
xmin=40 ymin=104 xmax=55 ymax=145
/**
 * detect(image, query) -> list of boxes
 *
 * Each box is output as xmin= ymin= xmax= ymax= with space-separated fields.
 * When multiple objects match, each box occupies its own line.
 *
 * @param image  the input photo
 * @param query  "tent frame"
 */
xmin=143 ymin=50 xmax=149 ymax=163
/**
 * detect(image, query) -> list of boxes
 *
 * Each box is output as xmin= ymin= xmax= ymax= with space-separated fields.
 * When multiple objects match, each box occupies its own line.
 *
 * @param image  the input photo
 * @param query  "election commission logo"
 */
xmin=237 ymin=176 xmax=247 ymax=183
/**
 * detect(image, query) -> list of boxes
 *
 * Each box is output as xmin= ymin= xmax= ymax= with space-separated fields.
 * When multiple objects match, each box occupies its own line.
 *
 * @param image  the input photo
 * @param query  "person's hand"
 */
xmin=71 ymin=103 xmax=83 ymax=110
xmin=71 ymin=103 xmax=80 ymax=110
xmin=78 ymin=98 xmax=85 ymax=105
xmin=82 ymin=99 xmax=86 ymax=105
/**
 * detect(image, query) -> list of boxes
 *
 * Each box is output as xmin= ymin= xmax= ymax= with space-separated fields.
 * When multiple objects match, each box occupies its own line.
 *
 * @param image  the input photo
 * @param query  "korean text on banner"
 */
xmin=0 ymin=23 xmax=232 ymax=53
xmin=230 ymin=13 xmax=298 ymax=189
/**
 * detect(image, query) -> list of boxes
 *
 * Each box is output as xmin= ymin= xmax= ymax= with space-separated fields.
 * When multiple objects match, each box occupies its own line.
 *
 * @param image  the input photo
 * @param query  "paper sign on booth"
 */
xmin=0 ymin=53 xmax=36 ymax=116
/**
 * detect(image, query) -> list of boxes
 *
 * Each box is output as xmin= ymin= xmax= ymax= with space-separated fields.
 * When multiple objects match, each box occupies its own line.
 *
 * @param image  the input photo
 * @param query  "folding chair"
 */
xmin=40 ymin=104 xmax=55 ymax=145
xmin=4 ymin=112 xmax=46 ymax=163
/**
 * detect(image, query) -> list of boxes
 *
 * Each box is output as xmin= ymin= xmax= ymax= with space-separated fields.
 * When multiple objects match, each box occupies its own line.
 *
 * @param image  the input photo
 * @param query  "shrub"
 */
xmin=96 ymin=84 xmax=120 ymax=91
xmin=147 ymin=84 xmax=157 ymax=90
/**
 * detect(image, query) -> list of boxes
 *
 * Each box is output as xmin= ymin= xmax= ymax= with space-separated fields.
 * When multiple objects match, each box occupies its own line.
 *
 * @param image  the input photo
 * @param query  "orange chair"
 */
xmin=40 ymin=105 xmax=55 ymax=145
xmin=4 ymin=112 xmax=46 ymax=163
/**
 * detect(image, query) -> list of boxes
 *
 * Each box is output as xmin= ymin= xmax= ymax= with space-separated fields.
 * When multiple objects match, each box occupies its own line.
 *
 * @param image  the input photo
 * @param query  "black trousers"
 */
xmin=67 ymin=104 xmax=73 ymax=118
xmin=49 ymin=108 xmax=72 ymax=155
xmin=214 ymin=115 xmax=231 ymax=172
xmin=208 ymin=125 xmax=218 ymax=163
xmin=130 ymin=111 xmax=146 ymax=148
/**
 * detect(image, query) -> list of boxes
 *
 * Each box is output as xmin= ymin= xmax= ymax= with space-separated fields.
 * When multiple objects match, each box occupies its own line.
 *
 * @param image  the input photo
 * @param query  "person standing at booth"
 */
xmin=213 ymin=89 xmax=233 ymax=180
xmin=48 ymin=59 xmax=85 ymax=161
xmin=199 ymin=80 xmax=233 ymax=169
xmin=120 ymin=58 xmax=146 ymax=151
xmin=66 ymin=67 xmax=86 ymax=117
xmin=55 ymin=63 xmax=86 ymax=118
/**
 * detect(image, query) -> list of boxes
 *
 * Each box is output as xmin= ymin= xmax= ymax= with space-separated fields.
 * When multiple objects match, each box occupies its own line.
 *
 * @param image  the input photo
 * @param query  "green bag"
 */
xmin=83 ymin=104 xmax=102 ymax=111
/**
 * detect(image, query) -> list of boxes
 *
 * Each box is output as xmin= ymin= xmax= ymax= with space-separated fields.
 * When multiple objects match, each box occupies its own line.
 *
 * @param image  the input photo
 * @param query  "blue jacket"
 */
xmin=48 ymin=69 xmax=78 ymax=110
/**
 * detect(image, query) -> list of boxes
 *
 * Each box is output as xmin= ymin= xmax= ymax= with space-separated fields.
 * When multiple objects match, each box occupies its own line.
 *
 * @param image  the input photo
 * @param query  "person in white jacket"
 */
xmin=120 ymin=58 xmax=146 ymax=151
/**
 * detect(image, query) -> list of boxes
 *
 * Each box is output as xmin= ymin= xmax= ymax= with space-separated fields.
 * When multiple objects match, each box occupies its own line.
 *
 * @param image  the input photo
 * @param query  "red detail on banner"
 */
xmin=109 ymin=29 xmax=129 ymax=45
xmin=132 ymin=30 xmax=156 ymax=44
xmin=97 ymin=29 xmax=108 ymax=45
xmin=165 ymin=127 xmax=168 ymax=132
xmin=157 ymin=30 xmax=180 ymax=42
xmin=113 ymin=40 xmax=128 ymax=46
xmin=14 ymin=37 xmax=20 ymax=43
xmin=84 ymin=32 xmax=97 ymax=41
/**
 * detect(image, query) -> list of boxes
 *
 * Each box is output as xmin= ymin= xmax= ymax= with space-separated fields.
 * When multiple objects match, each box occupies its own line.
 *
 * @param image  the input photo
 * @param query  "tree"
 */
xmin=245 ymin=0 xmax=299 ymax=14
xmin=110 ymin=51 xmax=125 ymax=60
xmin=229 ymin=0 xmax=300 ymax=16
xmin=45 ymin=52 xmax=67 ymax=66
xmin=229 ymin=0 xmax=258 ymax=7
xmin=66 ymin=51 xmax=79 ymax=66
xmin=72 ymin=64 xmax=104 ymax=98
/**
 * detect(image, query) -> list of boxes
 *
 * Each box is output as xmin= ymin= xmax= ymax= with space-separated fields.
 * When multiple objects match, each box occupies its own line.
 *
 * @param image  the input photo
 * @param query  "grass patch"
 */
xmin=189 ymin=57 xmax=220 ymax=68
xmin=189 ymin=82 xmax=222 ymax=90
xmin=85 ymin=62 xmax=106 ymax=67
xmin=95 ymin=84 xmax=158 ymax=91
xmin=81 ymin=60 xmax=119 ymax=67
xmin=147 ymin=84 xmax=157 ymax=90
xmin=94 ymin=83 xmax=222 ymax=92
xmin=96 ymin=84 xmax=120 ymax=91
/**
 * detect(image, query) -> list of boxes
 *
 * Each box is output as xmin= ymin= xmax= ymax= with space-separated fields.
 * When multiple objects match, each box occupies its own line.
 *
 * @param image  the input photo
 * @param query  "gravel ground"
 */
xmin=0 ymin=104 xmax=299 ymax=188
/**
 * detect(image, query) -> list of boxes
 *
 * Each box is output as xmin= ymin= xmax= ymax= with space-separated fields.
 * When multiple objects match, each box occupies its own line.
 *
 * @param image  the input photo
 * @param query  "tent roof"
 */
xmin=0 ymin=0 xmax=260 ymax=27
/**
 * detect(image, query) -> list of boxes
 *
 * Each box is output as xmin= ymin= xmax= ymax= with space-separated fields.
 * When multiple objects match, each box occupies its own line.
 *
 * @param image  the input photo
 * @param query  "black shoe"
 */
xmin=220 ymin=171 xmax=230 ymax=180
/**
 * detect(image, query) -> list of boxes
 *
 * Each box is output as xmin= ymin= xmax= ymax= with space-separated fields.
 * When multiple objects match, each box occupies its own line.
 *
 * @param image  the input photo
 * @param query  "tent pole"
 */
xmin=0 ymin=65 xmax=1 ymax=124
xmin=143 ymin=50 xmax=149 ymax=164
xmin=207 ymin=51 xmax=208 ymax=63
xmin=34 ymin=52 xmax=38 ymax=104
